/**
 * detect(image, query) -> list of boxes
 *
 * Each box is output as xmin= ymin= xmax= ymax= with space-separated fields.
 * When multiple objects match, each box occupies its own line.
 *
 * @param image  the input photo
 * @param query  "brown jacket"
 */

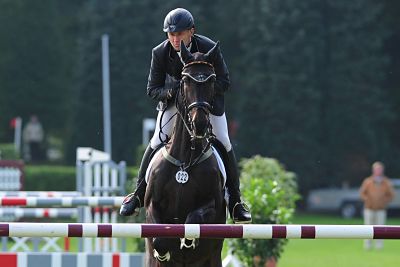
xmin=359 ymin=176 xmax=395 ymax=210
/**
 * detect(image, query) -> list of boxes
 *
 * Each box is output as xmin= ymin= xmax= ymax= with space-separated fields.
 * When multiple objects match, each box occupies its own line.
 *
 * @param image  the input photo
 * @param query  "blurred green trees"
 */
xmin=0 ymin=0 xmax=74 ymax=138
xmin=0 ymin=0 xmax=399 ymax=193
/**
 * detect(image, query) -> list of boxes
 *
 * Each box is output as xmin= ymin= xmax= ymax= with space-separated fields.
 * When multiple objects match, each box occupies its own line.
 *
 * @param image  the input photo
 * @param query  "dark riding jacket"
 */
xmin=147 ymin=34 xmax=230 ymax=116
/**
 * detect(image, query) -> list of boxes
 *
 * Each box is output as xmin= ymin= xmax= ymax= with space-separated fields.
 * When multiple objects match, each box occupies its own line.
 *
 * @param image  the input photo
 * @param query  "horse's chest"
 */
xmin=150 ymin=161 xmax=221 ymax=220
xmin=167 ymin=171 xmax=219 ymax=201
xmin=155 ymin=174 xmax=212 ymax=208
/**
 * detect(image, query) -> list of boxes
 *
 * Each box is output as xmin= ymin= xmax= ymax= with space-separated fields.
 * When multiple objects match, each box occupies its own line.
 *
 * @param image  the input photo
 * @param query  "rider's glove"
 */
xmin=165 ymin=78 xmax=181 ymax=100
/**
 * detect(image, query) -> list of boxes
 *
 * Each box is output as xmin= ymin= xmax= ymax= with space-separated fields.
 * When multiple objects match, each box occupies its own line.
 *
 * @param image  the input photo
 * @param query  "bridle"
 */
xmin=176 ymin=61 xmax=216 ymax=141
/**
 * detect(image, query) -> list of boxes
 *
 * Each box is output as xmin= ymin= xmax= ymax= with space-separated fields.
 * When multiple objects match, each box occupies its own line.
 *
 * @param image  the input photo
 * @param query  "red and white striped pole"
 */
xmin=0 ymin=197 xmax=124 ymax=207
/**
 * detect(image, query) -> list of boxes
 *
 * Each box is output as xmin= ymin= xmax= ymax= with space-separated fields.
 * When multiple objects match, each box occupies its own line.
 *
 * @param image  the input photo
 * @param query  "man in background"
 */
xmin=23 ymin=115 xmax=44 ymax=162
xmin=359 ymin=161 xmax=395 ymax=250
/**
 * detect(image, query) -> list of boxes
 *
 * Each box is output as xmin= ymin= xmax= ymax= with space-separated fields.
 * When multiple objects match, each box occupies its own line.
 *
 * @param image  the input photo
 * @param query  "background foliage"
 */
xmin=0 ymin=143 xmax=19 ymax=160
xmin=0 ymin=0 xmax=399 ymax=194
xmin=22 ymin=165 xmax=138 ymax=191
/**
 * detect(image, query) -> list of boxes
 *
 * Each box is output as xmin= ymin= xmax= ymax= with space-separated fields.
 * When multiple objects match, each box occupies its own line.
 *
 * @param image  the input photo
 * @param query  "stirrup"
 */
xmin=232 ymin=202 xmax=252 ymax=224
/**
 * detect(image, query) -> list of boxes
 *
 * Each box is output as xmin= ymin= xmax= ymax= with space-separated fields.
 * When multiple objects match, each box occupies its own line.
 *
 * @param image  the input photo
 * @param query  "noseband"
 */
xmin=177 ymin=61 xmax=216 ymax=140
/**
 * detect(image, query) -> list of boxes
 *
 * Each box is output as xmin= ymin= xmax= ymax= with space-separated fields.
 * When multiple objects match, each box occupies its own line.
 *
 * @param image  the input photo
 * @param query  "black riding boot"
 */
xmin=119 ymin=144 xmax=154 ymax=216
xmin=226 ymin=149 xmax=252 ymax=224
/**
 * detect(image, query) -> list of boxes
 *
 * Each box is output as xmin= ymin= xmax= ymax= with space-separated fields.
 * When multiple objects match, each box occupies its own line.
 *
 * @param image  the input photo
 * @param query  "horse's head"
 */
xmin=178 ymin=41 xmax=219 ymax=139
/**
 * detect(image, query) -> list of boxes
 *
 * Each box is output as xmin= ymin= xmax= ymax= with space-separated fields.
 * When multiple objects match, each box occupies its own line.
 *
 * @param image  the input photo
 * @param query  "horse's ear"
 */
xmin=180 ymin=40 xmax=193 ymax=64
xmin=205 ymin=41 xmax=220 ymax=62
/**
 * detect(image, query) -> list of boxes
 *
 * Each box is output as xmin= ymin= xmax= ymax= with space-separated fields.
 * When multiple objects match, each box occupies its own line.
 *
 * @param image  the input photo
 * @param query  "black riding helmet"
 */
xmin=163 ymin=8 xmax=194 ymax=33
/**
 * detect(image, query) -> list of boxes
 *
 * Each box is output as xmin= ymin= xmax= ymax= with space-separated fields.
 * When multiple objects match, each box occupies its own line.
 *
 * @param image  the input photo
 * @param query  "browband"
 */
xmin=181 ymin=72 xmax=216 ymax=83
xmin=182 ymin=61 xmax=215 ymax=83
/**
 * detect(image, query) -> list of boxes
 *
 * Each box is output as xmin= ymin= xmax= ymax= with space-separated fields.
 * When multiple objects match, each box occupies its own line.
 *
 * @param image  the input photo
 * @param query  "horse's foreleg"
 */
xmin=180 ymin=199 xmax=217 ymax=251
xmin=146 ymin=238 xmax=161 ymax=267
xmin=147 ymin=201 xmax=179 ymax=263
xmin=185 ymin=199 xmax=216 ymax=224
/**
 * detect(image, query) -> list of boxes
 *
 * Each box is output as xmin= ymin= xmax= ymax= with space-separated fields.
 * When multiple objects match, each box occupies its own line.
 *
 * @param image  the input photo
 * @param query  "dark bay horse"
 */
xmin=144 ymin=41 xmax=226 ymax=267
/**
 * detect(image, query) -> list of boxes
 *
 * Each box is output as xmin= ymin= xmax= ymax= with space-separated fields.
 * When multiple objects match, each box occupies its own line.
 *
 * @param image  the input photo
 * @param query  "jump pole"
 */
xmin=0 ymin=223 xmax=400 ymax=239
xmin=0 ymin=208 xmax=77 ymax=219
xmin=0 ymin=197 xmax=124 ymax=207
xmin=0 ymin=191 xmax=81 ymax=197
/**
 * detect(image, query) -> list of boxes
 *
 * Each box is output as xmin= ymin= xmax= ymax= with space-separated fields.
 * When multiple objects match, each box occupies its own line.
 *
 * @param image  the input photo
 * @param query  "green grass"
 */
xmin=278 ymin=213 xmax=400 ymax=267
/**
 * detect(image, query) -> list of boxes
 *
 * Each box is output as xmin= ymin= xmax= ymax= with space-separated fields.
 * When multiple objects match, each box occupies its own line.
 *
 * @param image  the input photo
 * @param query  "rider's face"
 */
xmin=168 ymin=29 xmax=194 ymax=51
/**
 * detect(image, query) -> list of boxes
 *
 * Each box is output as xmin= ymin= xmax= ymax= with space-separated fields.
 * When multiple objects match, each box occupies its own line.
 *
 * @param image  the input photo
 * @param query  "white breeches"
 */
xmin=150 ymin=106 xmax=232 ymax=152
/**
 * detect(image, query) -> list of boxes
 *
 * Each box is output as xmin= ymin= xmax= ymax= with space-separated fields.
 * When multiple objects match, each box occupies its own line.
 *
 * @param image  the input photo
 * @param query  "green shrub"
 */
xmin=229 ymin=155 xmax=300 ymax=266
xmin=0 ymin=143 xmax=20 ymax=160
xmin=24 ymin=165 xmax=76 ymax=191
xmin=23 ymin=165 xmax=138 ymax=192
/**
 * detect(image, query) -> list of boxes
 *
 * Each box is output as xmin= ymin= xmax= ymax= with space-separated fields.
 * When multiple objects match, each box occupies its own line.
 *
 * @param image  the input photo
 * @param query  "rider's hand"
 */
xmin=166 ymin=79 xmax=181 ymax=99
xmin=166 ymin=88 xmax=174 ymax=99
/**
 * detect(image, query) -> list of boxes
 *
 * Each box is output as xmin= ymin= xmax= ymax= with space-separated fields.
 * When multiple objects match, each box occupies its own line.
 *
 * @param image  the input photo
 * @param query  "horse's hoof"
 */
xmin=153 ymin=249 xmax=171 ymax=262
xmin=180 ymin=238 xmax=197 ymax=250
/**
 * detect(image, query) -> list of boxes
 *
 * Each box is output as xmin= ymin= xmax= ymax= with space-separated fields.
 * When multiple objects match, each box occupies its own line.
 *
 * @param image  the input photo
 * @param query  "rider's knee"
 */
xmin=150 ymin=134 xmax=162 ymax=149
xmin=218 ymin=137 xmax=232 ymax=152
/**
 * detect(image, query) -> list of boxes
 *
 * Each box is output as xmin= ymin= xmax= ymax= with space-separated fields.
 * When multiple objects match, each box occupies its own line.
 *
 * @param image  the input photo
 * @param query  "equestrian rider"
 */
xmin=120 ymin=8 xmax=252 ymax=223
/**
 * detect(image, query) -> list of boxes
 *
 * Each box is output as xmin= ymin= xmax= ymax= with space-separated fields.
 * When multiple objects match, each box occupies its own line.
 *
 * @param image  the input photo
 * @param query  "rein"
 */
xmin=158 ymin=61 xmax=214 ymax=145
xmin=168 ymin=60 xmax=216 ymax=188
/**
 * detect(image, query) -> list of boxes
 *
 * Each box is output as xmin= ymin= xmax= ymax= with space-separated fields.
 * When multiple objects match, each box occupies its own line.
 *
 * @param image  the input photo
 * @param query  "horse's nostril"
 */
xmin=191 ymin=110 xmax=209 ymax=137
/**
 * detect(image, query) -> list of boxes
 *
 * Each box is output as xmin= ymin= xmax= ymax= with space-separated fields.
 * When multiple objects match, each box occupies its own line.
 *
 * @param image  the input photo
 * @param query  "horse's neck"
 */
xmin=168 ymin=116 xmax=207 ymax=162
